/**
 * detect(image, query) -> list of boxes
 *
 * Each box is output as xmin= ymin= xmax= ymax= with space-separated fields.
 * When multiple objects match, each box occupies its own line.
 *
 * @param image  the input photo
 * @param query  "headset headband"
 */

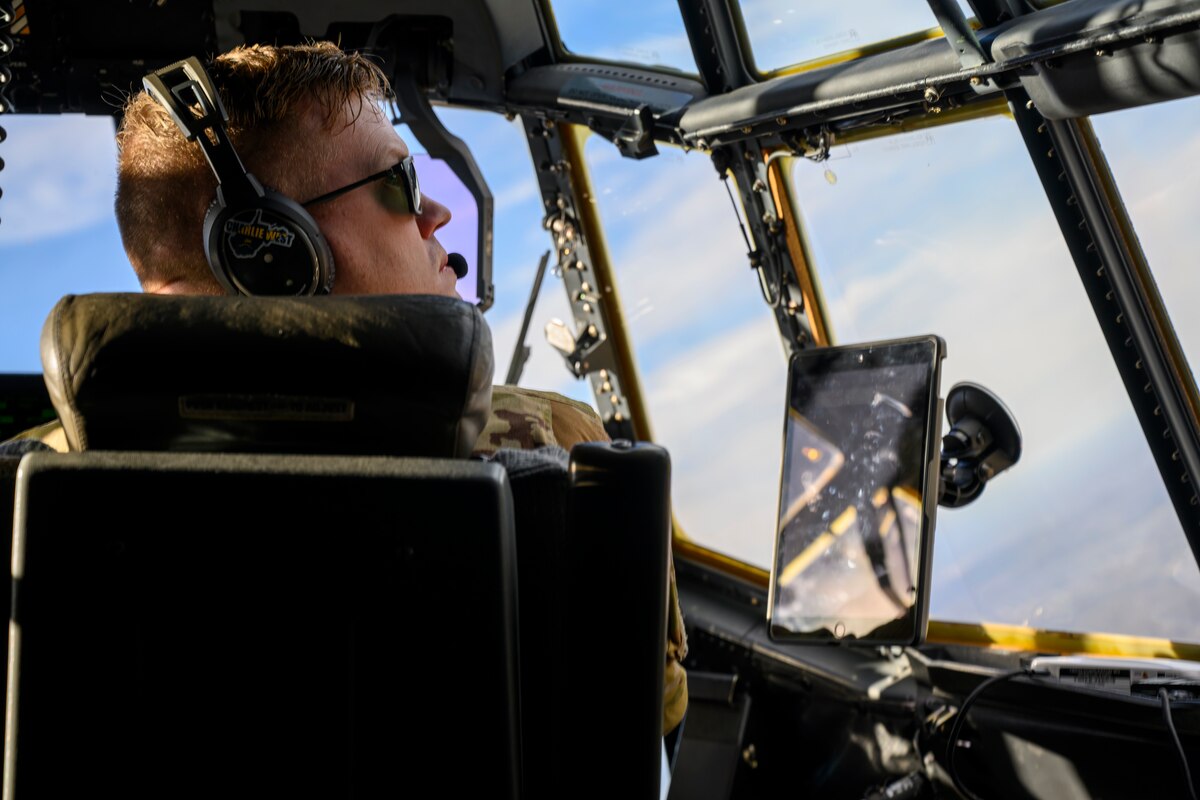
xmin=144 ymin=58 xmax=262 ymax=208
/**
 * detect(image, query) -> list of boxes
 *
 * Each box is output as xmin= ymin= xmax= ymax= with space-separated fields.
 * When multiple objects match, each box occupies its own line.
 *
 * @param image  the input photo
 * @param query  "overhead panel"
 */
xmin=990 ymin=0 xmax=1200 ymax=118
xmin=212 ymin=0 xmax=516 ymax=105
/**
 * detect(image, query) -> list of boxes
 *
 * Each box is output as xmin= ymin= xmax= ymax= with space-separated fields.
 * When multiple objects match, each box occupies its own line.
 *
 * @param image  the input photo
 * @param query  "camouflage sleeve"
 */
xmin=663 ymin=547 xmax=689 ymax=735
xmin=473 ymin=385 xmax=609 ymax=456
xmin=546 ymin=393 xmax=610 ymax=451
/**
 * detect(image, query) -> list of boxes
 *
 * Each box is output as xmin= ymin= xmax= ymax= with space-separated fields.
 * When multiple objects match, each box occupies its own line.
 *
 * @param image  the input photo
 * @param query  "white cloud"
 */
xmin=583 ymin=138 xmax=760 ymax=345
xmin=644 ymin=314 xmax=789 ymax=565
xmin=795 ymin=123 xmax=1136 ymax=463
xmin=493 ymin=179 xmax=539 ymax=214
xmin=0 ymin=115 xmax=119 ymax=246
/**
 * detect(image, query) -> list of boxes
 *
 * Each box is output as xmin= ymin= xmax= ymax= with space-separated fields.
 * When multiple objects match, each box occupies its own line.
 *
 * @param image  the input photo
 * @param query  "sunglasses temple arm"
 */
xmin=301 ymin=169 xmax=390 ymax=208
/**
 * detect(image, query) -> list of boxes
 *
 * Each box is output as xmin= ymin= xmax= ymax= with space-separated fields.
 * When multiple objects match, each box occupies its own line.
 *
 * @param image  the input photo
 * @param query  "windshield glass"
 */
xmin=549 ymin=0 xmax=697 ymax=74
xmin=582 ymin=135 xmax=788 ymax=565
xmin=786 ymin=113 xmax=1200 ymax=642
xmin=1089 ymin=98 xmax=1200 ymax=389
xmin=0 ymin=115 xmax=139 ymax=372
xmin=736 ymin=0 xmax=976 ymax=73
xmin=432 ymin=108 xmax=597 ymax=408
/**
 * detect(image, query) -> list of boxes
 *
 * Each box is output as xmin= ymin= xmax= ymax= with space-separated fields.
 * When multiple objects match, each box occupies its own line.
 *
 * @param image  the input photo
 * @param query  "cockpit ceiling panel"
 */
xmin=4 ymin=0 xmax=546 ymax=114
xmin=991 ymin=0 xmax=1200 ymax=118
xmin=507 ymin=64 xmax=707 ymax=124
xmin=213 ymin=0 xmax=543 ymax=103
xmin=677 ymin=37 xmax=963 ymax=140
xmin=677 ymin=0 xmax=1200 ymax=144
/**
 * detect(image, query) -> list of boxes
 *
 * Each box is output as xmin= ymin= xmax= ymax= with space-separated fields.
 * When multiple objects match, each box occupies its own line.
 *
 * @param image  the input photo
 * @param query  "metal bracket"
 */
xmin=925 ymin=0 xmax=998 ymax=93
xmin=523 ymin=116 xmax=635 ymax=441
xmin=611 ymin=104 xmax=658 ymax=160
xmin=545 ymin=315 xmax=608 ymax=378
xmin=713 ymin=140 xmax=813 ymax=359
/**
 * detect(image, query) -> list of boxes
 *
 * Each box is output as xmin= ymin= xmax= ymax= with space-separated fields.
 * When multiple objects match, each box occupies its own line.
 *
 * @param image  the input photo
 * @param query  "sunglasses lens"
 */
xmin=378 ymin=178 xmax=414 ymax=214
xmin=405 ymin=160 xmax=422 ymax=215
xmin=377 ymin=160 xmax=421 ymax=215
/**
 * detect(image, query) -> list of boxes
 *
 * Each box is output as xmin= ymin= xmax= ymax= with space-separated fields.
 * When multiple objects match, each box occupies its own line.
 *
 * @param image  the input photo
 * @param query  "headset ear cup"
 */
xmin=204 ymin=197 xmax=239 ymax=294
xmin=204 ymin=191 xmax=334 ymax=296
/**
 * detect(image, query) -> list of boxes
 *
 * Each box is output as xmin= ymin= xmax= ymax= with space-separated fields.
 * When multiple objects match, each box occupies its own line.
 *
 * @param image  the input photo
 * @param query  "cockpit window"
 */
xmin=1089 ymin=98 xmax=1200 ymax=390
xmin=0 ymin=115 xmax=139 ymax=372
xmin=582 ymin=135 xmax=788 ymax=566
xmin=735 ymin=0 xmax=976 ymax=75
xmin=786 ymin=114 xmax=1200 ymax=642
xmin=548 ymin=0 xmax=697 ymax=75
xmin=431 ymin=108 xmax=599 ymax=409
xmin=391 ymin=122 xmax=481 ymax=305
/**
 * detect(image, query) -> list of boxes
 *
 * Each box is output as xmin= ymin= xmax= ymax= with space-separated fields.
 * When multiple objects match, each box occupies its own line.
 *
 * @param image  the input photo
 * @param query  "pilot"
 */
xmin=0 ymin=41 xmax=687 ymax=735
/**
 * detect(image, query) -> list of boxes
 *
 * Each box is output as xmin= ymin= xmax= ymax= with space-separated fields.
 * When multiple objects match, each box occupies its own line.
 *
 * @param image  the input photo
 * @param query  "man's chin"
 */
xmin=437 ymin=270 xmax=462 ymax=300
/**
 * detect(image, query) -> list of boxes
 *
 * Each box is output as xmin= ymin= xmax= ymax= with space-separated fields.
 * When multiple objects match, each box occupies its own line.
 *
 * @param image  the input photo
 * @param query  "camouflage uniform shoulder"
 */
xmin=474 ymin=385 xmax=609 ymax=456
xmin=491 ymin=385 xmax=601 ymax=419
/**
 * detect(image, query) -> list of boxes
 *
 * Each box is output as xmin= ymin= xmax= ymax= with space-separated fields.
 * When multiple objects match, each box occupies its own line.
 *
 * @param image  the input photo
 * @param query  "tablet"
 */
xmin=768 ymin=335 xmax=945 ymax=645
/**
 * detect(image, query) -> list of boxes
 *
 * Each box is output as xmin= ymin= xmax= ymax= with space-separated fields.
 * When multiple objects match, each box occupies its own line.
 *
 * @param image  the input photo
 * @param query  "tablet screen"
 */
xmin=768 ymin=336 xmax=944 ymax=645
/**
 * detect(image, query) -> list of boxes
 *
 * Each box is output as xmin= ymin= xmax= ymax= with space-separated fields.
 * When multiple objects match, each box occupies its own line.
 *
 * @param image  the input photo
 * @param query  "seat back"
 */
xmin=7 ymin=450 xmax=520 ymax=799
xmin=501 ymin=440 xmax=671 ymax=800
xmin=8 ymin=292 xmax=514 ymax=797
xmin=0 ymin=455 xmax=20 ymax=722
xmin=39 ymin=293 xmax=493 ymax=457
xmin=10 ymin=292 xmax=673 ymax=799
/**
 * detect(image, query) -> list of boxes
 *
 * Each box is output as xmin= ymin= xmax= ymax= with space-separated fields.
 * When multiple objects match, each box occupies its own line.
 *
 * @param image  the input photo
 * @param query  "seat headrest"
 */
xmin=41 ymin=293 xmax=493 ymax=458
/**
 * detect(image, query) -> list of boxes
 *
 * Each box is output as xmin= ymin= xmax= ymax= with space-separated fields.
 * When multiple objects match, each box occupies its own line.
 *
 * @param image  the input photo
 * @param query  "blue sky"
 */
xmin=2 ymin=6 xmax=1199 ymax=641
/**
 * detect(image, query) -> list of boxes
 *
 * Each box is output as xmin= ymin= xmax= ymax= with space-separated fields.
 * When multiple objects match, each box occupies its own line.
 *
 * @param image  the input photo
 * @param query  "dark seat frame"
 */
xmin=3 ymin=293 xmax=672 ymax=798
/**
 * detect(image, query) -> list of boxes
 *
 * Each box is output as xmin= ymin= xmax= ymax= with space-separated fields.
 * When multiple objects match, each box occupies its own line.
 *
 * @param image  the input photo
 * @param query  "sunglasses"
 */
xmin=302 ymin=156 xmax=422 ymax=215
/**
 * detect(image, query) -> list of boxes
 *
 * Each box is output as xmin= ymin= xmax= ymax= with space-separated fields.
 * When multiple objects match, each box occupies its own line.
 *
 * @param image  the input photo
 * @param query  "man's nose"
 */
xmin=416 ymin=195 xmax=452 ymax=239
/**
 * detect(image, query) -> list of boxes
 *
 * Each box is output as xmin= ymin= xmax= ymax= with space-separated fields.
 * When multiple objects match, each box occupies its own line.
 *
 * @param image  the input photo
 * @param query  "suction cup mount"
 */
xmin=938 ymin=382 xmax=1021 ymax=508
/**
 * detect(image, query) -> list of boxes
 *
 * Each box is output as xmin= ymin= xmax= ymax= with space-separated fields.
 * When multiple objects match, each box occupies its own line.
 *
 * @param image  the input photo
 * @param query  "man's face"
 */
xmin=305 ymin=102 xmax=460 ymax=298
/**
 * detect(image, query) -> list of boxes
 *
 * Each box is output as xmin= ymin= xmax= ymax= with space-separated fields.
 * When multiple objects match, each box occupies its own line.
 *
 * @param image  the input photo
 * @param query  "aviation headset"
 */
xmin=143 ymin=57 xmax=334 ymax=296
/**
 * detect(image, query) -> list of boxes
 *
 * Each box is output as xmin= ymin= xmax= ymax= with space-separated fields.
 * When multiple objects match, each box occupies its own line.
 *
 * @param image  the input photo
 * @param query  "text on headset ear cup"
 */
xmin=204 ymin=189 xmax=334 ymax=296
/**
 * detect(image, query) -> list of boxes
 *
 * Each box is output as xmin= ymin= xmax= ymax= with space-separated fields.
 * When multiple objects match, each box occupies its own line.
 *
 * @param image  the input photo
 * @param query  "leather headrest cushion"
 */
xmin=41 ymin=293 xmax=493 ymax=458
